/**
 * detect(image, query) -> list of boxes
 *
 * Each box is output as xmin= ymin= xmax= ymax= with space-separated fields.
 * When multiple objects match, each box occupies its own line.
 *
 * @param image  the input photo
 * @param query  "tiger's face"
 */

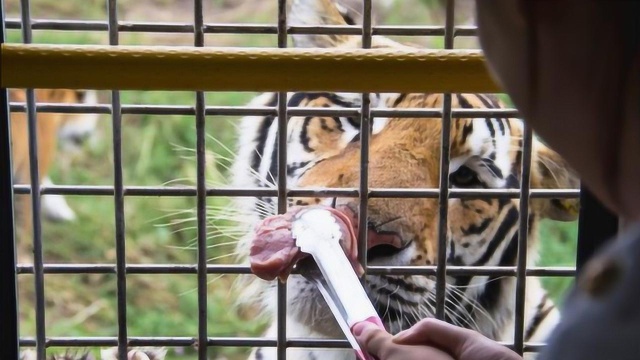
xmin=275 ymin=92 xmax=577 ymax=337
xmin=293 ymin=93 xmax=513 ymax=270
xmin=232 ymin=0 xmax=579 ymax=353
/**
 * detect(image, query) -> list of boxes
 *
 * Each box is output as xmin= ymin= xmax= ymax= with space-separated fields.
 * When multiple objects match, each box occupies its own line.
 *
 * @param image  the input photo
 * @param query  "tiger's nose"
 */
xmin=335 ymin=204 xmax=405 ymax=253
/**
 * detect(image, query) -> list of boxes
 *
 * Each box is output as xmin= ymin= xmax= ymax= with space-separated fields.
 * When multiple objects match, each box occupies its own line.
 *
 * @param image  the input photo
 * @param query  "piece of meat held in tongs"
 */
xmin=249 ymin=205 xmax=385 ymax=360
xmin=249 ymin=205 xmax=362 ymax=282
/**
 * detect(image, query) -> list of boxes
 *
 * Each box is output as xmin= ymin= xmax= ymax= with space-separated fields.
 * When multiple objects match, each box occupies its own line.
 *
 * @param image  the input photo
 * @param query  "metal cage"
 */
xmin=0 ymin=0 xmax=618 ymax=359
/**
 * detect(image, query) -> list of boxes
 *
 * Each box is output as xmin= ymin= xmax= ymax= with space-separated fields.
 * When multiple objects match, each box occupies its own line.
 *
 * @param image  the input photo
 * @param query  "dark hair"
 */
xmin=520 ymin=0 xmax=640 ymax=207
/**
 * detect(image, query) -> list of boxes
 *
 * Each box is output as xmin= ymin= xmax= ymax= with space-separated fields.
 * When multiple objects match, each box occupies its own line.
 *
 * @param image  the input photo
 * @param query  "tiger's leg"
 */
xmin=41 ymin=176 xmax=76 ymax=222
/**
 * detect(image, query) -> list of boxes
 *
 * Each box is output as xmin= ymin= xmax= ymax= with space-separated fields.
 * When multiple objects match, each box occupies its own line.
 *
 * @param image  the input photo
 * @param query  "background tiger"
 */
xmin=10 ymin=88 xmax=99 ymax=233
xmin=231 ymin=1 xmax=579 ymax=359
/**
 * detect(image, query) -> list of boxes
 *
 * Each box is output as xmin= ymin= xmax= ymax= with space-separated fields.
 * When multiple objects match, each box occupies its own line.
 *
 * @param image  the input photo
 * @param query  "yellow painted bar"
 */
xmin=1 ymin=43 xmax=502 ymax=93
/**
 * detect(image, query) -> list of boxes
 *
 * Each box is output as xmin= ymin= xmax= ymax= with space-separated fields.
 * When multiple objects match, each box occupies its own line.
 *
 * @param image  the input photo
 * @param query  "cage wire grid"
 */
xmin=0 ymin=0 xmax=613 ymax=359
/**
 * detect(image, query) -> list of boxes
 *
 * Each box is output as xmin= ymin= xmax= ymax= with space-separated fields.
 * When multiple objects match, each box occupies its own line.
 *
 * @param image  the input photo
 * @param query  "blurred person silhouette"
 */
xmin=353 ymin=1 xmax=640 ymax=359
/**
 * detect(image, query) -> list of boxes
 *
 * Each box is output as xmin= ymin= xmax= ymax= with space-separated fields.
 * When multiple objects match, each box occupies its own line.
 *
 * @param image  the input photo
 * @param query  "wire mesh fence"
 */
xmin=0 ymin=1 xmax=600 ymax=359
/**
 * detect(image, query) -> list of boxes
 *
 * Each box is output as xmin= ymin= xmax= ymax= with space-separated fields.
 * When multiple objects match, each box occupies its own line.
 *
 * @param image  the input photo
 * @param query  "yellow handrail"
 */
xmin=1 ymin=44 xmax=502 ymax=93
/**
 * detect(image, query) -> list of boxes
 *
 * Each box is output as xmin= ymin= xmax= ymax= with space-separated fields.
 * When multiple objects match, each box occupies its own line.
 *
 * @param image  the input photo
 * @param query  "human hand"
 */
xmin=353 ymin=318 xmax=522 ymax=360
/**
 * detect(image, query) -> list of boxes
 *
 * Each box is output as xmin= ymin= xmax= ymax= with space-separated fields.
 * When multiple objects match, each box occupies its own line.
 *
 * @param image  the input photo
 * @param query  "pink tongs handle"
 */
xmin=351 ymin=316 xmax=386 ymax=360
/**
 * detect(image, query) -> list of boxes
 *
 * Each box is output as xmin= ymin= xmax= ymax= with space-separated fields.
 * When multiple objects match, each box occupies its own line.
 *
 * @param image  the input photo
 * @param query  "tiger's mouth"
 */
xmin=249 ymin=204 xmax=412 ymax=283
xmin=287 ymin=207 xmax=418 ymax=336
xmin=367 ymin=236 xmax=413 ymax=262
xmin=334 ymin=204 xmax=412 ymax=263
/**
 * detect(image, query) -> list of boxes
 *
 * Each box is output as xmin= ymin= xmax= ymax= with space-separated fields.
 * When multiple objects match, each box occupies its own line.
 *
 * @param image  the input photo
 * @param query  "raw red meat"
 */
xmin=249 ymin=205 xmax=362 ymax=282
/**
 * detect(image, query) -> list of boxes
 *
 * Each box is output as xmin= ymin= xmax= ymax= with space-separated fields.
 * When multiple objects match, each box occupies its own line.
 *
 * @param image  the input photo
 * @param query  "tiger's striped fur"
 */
xmin=231 ymin=1 xmax=579 ymax=359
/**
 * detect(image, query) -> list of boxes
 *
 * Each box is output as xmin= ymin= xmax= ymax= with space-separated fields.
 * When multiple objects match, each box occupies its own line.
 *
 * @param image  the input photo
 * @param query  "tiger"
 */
xmin=10 ymin=88 xmax=99 ymax=233
xmin=230 ymin=1 xmax=579 ymax=359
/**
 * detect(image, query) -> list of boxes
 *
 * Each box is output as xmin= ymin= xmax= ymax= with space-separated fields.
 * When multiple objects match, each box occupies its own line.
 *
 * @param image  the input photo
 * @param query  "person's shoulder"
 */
xmin=539 ymin=223 xmax=640 ymax=360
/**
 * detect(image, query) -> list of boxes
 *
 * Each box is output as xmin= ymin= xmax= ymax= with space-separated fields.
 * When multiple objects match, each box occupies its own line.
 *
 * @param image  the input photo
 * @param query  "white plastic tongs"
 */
xmin=292 ymin=208 xmax=385 ymax=360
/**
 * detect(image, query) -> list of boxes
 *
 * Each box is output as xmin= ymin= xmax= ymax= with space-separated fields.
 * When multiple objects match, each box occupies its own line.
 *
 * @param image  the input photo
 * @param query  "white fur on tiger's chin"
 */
xmin=250 ymin=320 xmax=356 ymax=360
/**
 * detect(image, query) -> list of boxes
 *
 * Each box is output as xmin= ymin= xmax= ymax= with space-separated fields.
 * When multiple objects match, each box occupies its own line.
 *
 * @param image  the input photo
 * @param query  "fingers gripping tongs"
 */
xmin=292 ymin=208 xmax=385 ymax=360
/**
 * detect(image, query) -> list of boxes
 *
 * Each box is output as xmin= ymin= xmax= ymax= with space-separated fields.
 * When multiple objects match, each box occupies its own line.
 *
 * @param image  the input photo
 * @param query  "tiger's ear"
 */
xmin=289 ymin=0 xmax=354 ymax=48
xmin=531 ymin=138 xmax=580 ymax=222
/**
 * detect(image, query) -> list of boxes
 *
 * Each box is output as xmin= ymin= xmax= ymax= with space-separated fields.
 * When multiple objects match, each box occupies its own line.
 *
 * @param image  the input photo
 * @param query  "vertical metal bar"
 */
xmin=357 ymin=0 xmax=372 ymax=275
xmin=513 ymin=123 xmax=533 ymax=355
xmin=361 ymin=0 xmax=372 ymax=48
xmin=107 ymin=2 xmax=127 ymax=360
xmin=443 ymin=0 xmax=455 ymax=50
xmin=513 ymin=3 xmax=536 ymax=353
xmin=0 ymin=3 xmax=20 ymax=359
xmin=19 ymin=0 xmax=32 ymax=46
xmin=576 ymin=188 xmax=618 ymax=272
xmin=434 ymin=0 xmax=454 ymax=320
xmin=193 ymin=0 xmax=208 ymax=359
xmin=19 ymin=0 xmax=47 ymax=358
xmin=276 ymin=0 xmax=288 ymax=358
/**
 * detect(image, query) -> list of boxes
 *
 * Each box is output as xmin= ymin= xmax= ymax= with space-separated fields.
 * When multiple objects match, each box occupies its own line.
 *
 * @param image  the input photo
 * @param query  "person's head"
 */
xmin=475 ymin=0 xmax=640 ymax=221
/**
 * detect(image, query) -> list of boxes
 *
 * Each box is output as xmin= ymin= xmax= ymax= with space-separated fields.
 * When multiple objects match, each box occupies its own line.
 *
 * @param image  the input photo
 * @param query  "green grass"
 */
xmin=14 ymin=90 xmax=261 ymax=360
xmin=538 ymin=220 xmax=578 ymax=306
xmin=9 ymin=1 xmax=579 ymax=358
xmin=19 ymin=89 xmax=264 ymax=359
xmin=5 ymin=0 xmax=107 ymax=20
